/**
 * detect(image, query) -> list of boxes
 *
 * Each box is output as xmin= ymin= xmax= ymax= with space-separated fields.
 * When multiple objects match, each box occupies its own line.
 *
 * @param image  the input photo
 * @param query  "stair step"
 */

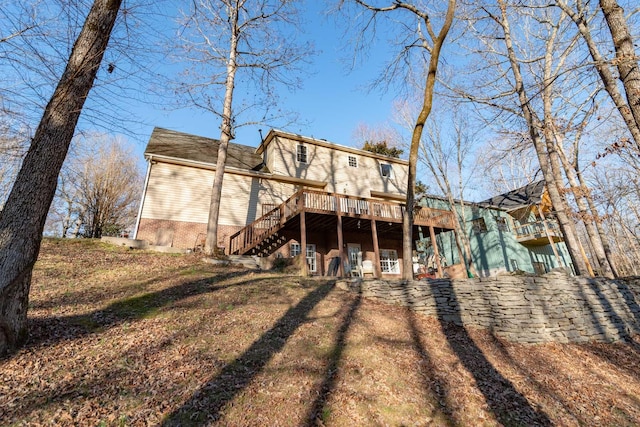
xmin=227 ymin=255 xmax=261 ymax=269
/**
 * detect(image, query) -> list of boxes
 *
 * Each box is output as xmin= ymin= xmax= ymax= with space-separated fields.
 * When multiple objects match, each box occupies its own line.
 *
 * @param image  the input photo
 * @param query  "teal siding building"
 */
xmin=420 ymin=182 xmax=574 ymax=277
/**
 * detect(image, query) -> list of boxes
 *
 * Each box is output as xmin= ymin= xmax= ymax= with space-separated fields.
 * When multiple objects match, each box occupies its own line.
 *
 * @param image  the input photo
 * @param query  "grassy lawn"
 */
xmin=1 ymin=238 xmax=639 ymax=426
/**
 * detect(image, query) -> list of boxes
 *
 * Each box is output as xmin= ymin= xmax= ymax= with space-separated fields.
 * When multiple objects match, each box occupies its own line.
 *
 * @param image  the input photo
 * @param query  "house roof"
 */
xmin=478 ymin=181 xmax=546 ymax=211
xmin=144 ymin=127 xmax=266 ymax=172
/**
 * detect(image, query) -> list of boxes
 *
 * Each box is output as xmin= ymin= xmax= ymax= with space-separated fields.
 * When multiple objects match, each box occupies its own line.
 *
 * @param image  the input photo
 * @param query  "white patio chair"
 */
xmin=358 ymin=260 xmax=374 ymax=278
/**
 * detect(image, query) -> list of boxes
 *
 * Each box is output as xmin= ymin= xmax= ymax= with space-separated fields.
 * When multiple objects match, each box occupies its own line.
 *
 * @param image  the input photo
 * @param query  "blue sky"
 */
xmin=127 ymin=1 xmax=400 ymax=154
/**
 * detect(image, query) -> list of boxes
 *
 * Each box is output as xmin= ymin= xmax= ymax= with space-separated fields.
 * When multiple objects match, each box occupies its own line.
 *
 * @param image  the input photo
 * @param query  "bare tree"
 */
xmin=175 ymin=0 xmax=311 ymax=256
xmin=1 ymin=0 xmax=171 ymax=140
xmin=351 ymin=122 xmax=405 ymax=153
xmin=46 ymin=135 xmax=142 ymax=238
xmin=547 ymin=93 xmax=619 ymax=277
xmin=501 ymin=0 xmax=589 ymax=275
xmin=398 ymin=103 xmax=479 ymax=277
xmin=556 ymin=0 xmax=640 ymax=149
xmin=453 ymin=1 xmax=596 ymax=275
xmin=474 ymin=133 xmax=539 ymax=195
xmin=0 ymin=0 xmax=122 ymax=356
xmin=75 ymin=138 xmax=141 ymax=238
xmin=589 ymin=165 xmax=640 ymax=275
xmin=341 ymin=0 xmax=456 ymax=279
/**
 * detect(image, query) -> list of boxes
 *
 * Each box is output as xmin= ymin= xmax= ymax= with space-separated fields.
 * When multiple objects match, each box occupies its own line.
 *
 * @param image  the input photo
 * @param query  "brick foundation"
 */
xmin=136 ymin=218 xmax=242 ymax=252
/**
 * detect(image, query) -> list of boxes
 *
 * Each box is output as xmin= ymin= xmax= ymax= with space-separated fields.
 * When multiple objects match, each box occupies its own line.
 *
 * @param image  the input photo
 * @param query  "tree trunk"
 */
xmin=498 ymin=0 xmax=588 ymax=275
xmin=600 ymin=0 xmax=640 ymax=135
xmin=446 ymin=196 xmax=477 ymax=277
xmin=555 ymin=148 xmax=618 ymax=277
xmin=401 ymin=0 xmax=455 ymax=280
xmin=541 ymin=139 xmax=589 ymax=275
xmin=0 ymin=0 xmax=122 ymax=356
xmin=204 ymin=4 xmax=239 ymax=256
xmin=539 ymin=9 xmax=598 ymax=277
xmin=617 ymin=216 xmax=640 ymax=275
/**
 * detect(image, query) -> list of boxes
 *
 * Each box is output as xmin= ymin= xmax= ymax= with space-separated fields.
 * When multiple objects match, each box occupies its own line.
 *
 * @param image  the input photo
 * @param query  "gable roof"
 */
xmin=144 ymin=127 xmax=266 ymax=172
xmin=478 ymin=181 xmax=546 ymax=211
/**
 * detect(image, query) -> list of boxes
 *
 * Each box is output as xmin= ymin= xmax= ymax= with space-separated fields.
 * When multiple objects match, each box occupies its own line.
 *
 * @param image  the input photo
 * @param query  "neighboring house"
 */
xmin=421 ymin=181 xmax=574 ymax=276
xmin=134 ymin=127 xmax=456 ymax=277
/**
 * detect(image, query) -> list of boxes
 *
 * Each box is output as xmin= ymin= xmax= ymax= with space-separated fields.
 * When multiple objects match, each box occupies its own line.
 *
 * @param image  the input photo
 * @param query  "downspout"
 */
xmin=133 ymin=155 xmax=153 ymax=239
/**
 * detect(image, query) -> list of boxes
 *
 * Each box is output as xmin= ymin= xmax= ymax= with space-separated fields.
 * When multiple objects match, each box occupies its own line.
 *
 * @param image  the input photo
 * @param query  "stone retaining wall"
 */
xmin=337 ymin=271 xmax=640 ymax=344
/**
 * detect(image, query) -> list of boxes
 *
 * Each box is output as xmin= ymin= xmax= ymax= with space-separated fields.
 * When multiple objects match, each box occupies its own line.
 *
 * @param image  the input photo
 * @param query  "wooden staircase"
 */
xmin=228 ymin=191 xmax=302 ymax=256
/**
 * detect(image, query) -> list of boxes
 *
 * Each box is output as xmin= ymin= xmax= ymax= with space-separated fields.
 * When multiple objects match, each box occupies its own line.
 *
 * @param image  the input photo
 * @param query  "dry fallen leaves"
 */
xmin=0 ymin=238 xmax=639 ymax=426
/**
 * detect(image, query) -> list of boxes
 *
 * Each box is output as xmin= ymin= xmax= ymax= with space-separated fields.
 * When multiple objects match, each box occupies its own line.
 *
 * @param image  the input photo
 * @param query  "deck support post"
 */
xmin=299 ymin=192 xmax=308 ymax=276
xmin=371 ymin=219 xmax=381 ymax=278
xmin=337 ymin=199 xmax=345 ymax=277
xmin=300 ymin=210 xmax=307 ymax=276
xmin=429 ymin=226 xmax=443 ymax=278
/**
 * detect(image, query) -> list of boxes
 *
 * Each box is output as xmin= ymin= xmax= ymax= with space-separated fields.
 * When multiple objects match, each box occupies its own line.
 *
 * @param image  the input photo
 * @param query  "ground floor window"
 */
xmin=290 ymin=242 xmax=316 ymax=272
xmin=306 ymin=244 xmax=317 ymax=272
xmin=290 ymin=242 xmax=301 ymax=257
xmin=380 ymin=249 xmax=399 ymax=273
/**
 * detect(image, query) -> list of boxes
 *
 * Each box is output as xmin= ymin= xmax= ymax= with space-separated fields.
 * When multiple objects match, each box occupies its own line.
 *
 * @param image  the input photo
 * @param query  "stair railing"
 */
xmin=229 ymin=189 xmax=304 ymax=255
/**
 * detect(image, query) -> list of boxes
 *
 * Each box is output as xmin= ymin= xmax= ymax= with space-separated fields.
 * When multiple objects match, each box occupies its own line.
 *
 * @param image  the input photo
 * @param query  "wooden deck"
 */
xmin=514 ymin=220 xmax=563 ymax=246
xmin=229 ymin=189 xmax=456 ymax=256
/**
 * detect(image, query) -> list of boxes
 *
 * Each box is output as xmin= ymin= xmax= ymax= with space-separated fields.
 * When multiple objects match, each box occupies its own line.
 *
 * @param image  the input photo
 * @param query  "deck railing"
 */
xmin=228 ymin=189 xmax=456 ymax=255
xmin=514 ymin=220 xmax=562 ymax=242
xmin=301 ymin=189 xmax=455 ymax=228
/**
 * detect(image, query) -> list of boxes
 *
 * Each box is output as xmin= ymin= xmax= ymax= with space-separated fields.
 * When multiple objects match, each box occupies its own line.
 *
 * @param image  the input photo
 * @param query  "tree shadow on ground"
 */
xmin=16 ymin=270 xmax=258 ymax=357
xmin=404 ymin=304 xmax=456 ymax=425
xmin=161 ymin=281 xmax=335 ymax=426
xmin=482 ymin=332 xmax=586 ymax=423
xmin=583 ymin=335 xmax=640 ymax=381
xmin=304 ymin=287 xmax=362 ymax=426
xmin=431 ymin=280 xmax=553 ymax=426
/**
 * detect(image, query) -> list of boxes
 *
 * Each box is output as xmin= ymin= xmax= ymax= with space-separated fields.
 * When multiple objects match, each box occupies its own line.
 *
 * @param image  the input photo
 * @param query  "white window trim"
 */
xmin=290 ymin=242 xmax=301 ymax=257
xmin=380 ymin=163 xmax=394 ymax=178
xmin=306 ymin=243 xmax=317 ymax=272
xmin=348 ymin=155 xmax=358 ymax=168
xmin=290 ymin=242 xmax=316 ymax=273
xmin=380 ymin=249 xmax=400 ymax=274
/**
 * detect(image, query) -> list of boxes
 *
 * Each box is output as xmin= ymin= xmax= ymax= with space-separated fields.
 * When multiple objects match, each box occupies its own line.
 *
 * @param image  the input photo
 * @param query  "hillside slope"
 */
xmin=0 ymin=239 xmax=639 ymax=426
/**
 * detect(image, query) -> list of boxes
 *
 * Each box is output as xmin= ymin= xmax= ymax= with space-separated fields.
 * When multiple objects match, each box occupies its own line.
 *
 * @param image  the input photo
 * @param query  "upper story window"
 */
xmin=496 ymin=217 xmax=510 ymax=232
xmin=297 ymin=144 xmax=307 ymax=163
xmin=471 ymin=217 xmax=488 ymax=233
xmin=348 ymin=155 xmax=358 ymax=168
xmin=380 ymin=163 xmax=393 ymax=178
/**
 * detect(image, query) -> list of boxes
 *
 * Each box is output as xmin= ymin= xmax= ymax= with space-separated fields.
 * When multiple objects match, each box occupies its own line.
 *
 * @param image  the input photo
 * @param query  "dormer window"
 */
xmin=348 ymin=155 xmax=357 ymax=168
xmin=297 ymin=144 xmax=307 ymax=163
xmin=380 ymin=163 xmax=393 ymax=178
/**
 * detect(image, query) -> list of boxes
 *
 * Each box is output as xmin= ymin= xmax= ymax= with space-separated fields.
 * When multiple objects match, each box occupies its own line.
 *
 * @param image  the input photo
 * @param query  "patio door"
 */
xmin=347 ymin=243 xmax=362 ymax=274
